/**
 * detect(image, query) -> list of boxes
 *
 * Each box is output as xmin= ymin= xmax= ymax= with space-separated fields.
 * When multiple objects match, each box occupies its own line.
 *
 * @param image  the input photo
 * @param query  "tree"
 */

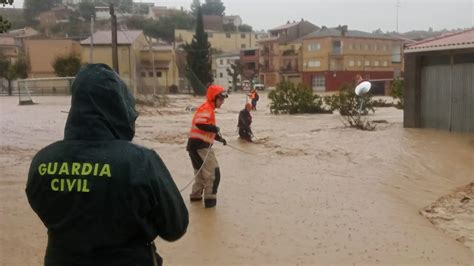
xmin=0 ymin=55 xmax=28 ymax=95
xmin=223 ymin=23 xmax=236 ymax=32
xmin=372 ymin=28 xmax=384 ymax=35
xmin=190 ymin=0 xmax=201 ymax=16
xmin=268 ymin=81 xmax=330 ymax=114
xmin=226 ymin=60 xmax=241 ymax=91
xmin=390 ymin=77 xmax=404 ymax=109
xmin=23 ymin=0 xmax=61 ymax=25
xmin=0 ymin=0 xmax=14 ymax=33
xmin=78 ymin=0 xmax=95 ymax=20
xmin=184 ymin=5 xmax=213 ymax=95
xmin=201 ymin=0 xmax=225 ymax=16
xmin=238 ymin=24 xmax=253 ymax=32
xmin=142 ymin=11 xmax=194 ymax=43
xmin=52 ymin=53 xmax=81 ymax=77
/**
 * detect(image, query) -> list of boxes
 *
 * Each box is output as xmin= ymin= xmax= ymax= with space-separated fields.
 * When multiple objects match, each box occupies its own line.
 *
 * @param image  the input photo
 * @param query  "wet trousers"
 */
xmin=188 ymin=148 xmax=220 ymax=200
xmin=238 ymin=128 xmax=253 ymax=142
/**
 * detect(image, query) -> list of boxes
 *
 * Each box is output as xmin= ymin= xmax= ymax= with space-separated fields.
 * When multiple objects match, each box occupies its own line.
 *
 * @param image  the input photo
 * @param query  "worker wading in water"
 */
xmin=238 ymin=103 xmax=253 ymax=142
xmin=187 ymin=85 xmax=228 ymax=208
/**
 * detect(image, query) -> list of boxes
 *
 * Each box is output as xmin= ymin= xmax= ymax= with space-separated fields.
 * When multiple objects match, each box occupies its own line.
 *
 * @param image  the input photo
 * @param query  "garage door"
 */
xmin=420 ymin=54 xmax=474 ymax=132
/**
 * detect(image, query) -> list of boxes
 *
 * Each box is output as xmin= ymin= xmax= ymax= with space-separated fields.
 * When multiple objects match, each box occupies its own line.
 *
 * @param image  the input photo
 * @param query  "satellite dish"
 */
xmin=355 ymin=81 xmax=371 ymax=96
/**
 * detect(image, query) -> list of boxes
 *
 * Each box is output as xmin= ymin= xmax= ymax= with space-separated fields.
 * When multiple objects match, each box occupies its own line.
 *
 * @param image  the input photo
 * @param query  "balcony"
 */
xmin=280 ymin=64 xmax=299 ymax=73
xmin=330 ymin=48 xmax=343 ymax=57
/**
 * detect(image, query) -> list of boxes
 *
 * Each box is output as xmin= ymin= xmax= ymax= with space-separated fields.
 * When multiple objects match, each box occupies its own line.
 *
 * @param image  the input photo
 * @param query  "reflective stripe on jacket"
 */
xmin=189 ymin=102 xmax=216 ymax=144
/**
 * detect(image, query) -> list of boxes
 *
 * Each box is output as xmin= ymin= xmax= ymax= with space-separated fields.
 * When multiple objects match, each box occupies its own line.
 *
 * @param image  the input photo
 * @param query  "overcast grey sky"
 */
xmin=9 ymin=0 xmax=474 ymax=32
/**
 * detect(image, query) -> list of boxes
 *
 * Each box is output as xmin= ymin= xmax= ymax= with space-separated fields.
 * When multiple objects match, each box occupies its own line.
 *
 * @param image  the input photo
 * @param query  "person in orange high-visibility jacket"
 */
xmin=247 ymin=88 xmax=259 ymax=110
xmin=186 ymin=85 xmax=228 ymax=208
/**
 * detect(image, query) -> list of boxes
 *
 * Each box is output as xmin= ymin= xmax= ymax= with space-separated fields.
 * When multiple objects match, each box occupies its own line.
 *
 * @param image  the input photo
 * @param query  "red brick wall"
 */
xmin=303 ymin=71 xmax=394 ymax=92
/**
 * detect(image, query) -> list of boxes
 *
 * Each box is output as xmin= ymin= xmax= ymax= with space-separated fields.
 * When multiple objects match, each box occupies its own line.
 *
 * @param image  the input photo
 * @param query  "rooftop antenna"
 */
xmin=395 ymin=0 xmax=401 ymax=32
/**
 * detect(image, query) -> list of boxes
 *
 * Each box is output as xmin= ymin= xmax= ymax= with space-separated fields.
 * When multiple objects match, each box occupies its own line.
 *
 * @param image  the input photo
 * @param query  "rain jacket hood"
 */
xmin=206 ymin=85 xmax=226 ymax=108
xmin=64 ymin=64 xmax=138 ymax=141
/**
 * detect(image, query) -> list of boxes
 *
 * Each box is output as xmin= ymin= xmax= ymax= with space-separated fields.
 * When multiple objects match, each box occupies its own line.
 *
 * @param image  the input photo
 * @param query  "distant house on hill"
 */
xmin=223 ymin=15 xmax=242 ymax=27
xmin=203 ymin=15 xmax=224 ymax=32
xmin=37 ymin=5 xmax=73 ymax=33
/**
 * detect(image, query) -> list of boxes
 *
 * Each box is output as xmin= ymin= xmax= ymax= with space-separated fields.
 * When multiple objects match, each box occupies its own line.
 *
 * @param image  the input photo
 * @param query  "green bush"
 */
xmin=390 ymin=78 xmax=404 ymax=109
xmin=268 ymin=81 xmax=331 ymax=114
xmin=323 ymin=83 xmax=375 ymax=131
xmin=323 ymin=83 xmax=374 ymax=116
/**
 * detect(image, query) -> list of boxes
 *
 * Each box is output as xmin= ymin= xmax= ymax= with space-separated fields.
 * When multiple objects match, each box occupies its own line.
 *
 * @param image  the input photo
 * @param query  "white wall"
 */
xmin=215 ymin=55 xmax=240 ymax=89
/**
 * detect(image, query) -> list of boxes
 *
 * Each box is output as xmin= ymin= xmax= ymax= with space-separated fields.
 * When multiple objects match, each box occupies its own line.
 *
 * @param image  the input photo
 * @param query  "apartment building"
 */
xmin=301 ymin=26 xmax=404 ymax=92
xmin=214 ymin=53 xmax=240 ymax=89
xmin=258 ymin=19 xmax=319 ymax=86
xmin=175 ymin=29 xmax=259 ymax=53
xmin=240 ymin=48 xmax=260 ymax=80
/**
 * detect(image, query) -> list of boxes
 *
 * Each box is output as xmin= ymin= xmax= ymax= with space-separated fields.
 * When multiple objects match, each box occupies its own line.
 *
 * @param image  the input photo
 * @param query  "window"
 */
xmin=383 ymin=61 xmax=388 ymax=66
xmin=241 ymin=44 xmax=246 ymax=48
xmin=156 ymin=71 xmax=162 ymax=77
xmin=307 ymin=60 xmax=321 ymax=67
xmin=219 ymin=72 xmax=223 ymax=78
xmin=332 ymin=40 xmax=342 ymax=54
xmin=226 ymin=33 xmax=231 ymax=38
xmin=349 ymin=60 xmax=355 ymax=67
xmin=357 ymin=60 xmax=362 ymax=67
xmin=307 ymin=43 xmax=320 ymax=51
xmin=391 ymin=44 xmax=401 ymax=63
xmin=374 ymin=60 xmax=379 ymax=66
xmin=312 ymin=75 xmax=325 ymax=88
xmin=141 ymin=72 xmax=146 ymax=77
xmin=365 ymin=60 xmax=370 ymax=66
xmin=241 ymin=33 xmax=246 ymax=38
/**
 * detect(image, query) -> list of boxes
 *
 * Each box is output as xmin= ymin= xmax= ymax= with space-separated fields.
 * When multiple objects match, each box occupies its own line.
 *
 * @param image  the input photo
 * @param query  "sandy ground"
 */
xmin=1 ymin=92 xmax=473 ymax=265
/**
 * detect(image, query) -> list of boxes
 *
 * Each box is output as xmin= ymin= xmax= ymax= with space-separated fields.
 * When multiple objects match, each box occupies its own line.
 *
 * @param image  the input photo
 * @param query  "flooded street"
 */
xmin=1 ymin=93 xmax=473 ymax=265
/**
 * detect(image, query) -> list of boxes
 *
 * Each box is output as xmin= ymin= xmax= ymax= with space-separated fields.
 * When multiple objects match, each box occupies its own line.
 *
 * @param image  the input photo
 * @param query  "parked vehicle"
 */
xmin=254 ymin=83 xmax=265 ymax=91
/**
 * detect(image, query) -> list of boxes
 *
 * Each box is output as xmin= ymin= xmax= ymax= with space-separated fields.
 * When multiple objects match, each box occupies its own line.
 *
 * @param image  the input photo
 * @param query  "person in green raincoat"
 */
xmin=26 ymin=64 xmax=188 ymax=266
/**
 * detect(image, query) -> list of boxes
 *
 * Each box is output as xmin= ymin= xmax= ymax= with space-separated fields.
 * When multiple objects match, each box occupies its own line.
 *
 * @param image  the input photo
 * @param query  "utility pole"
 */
xmin=395 ymin=0 xmax=401 ymax=32
xmin=145 ymin=36 xmax=157 ymax=95
xmin=89 ymin=15 xmax=94 ymax=64
xmin=110 ymin=3 xmax=119 ymax=73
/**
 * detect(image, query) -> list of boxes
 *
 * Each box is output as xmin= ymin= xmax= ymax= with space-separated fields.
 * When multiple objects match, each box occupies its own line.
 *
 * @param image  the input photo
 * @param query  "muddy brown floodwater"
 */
xmin=1 ymin=93 xmax=473 ymax=265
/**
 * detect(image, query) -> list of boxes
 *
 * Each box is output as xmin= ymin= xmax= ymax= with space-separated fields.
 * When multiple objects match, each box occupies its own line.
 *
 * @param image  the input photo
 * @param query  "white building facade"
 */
xmin=214 ymin=53 xmax=240 ymax=90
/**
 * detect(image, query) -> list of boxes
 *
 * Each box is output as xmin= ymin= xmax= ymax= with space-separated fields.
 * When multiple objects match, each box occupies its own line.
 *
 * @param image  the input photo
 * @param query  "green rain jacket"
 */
xmin=26 ymin=64 xmax=188 ymax=266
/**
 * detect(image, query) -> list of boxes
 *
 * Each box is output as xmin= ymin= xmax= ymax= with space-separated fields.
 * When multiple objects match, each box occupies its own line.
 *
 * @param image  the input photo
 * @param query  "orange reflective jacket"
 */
xmin=189 ymin=85 xmax=225 ymax=144
xmin=248 ymin=91 xmax=256 ymax=100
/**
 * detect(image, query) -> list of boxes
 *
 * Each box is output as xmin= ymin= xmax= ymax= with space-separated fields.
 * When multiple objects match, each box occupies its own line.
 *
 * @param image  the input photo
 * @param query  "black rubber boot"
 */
xmin=204 ymin=199 xmax=216 ymax=208
xmin=190 ymin=197 xmax=202 ymax=202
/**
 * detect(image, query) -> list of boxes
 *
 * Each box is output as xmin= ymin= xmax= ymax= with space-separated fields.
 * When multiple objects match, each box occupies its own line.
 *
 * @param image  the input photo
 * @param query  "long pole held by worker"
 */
xmin=110 ymin=4 xmax=119 ymax=73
